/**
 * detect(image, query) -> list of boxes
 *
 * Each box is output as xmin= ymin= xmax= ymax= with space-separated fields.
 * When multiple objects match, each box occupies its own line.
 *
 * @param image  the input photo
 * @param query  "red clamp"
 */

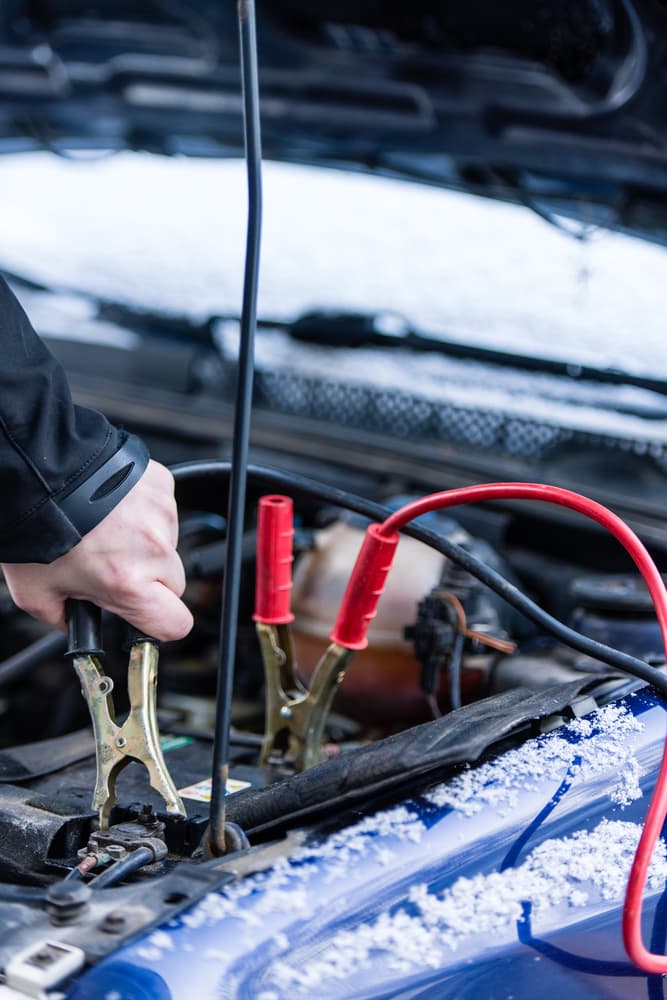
xmin=253 ymin=495 xmax=295 ymax=625
xmin=329 ymin=523 xmax=399 ymax=650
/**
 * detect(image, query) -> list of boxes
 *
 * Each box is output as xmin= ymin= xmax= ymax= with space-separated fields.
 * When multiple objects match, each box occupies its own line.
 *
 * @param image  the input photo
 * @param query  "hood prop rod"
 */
xmin=205 ymin=0 xmax=263 ymax=857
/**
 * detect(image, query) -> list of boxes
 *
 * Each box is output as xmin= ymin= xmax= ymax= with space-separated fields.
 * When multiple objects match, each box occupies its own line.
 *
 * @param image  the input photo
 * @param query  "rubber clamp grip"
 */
xmin=329 ymin=524 xmax=399 ymax=650
xmin=66 ymin=599 xmax=103 ymax=658
xmin=59 ymin=434 xmax=149 ymax=538
xmin=123 ymin=624 xmax=159 ymax=649
xmin=253 ymin=495 xmax=295 ymax=625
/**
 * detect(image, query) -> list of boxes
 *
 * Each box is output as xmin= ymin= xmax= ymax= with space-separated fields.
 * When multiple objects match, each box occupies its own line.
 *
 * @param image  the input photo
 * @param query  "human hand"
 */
xmin=1 ymin=460 xmax=193 ymax=641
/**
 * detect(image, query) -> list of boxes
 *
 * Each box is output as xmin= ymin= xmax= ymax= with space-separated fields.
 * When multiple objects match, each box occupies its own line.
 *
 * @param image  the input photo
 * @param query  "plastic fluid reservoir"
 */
xmin=291 ymin=517 xmax=448 ymax=723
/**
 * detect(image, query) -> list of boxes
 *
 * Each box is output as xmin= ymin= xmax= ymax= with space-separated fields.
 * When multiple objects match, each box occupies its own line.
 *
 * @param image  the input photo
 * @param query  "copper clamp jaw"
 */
xmin=67 ymin=600 xmax=186 ymax=829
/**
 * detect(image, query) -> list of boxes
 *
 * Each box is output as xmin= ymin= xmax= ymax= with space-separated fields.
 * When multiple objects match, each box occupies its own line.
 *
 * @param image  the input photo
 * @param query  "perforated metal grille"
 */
xmin=254 ymin=369 xmax=667 ymax=467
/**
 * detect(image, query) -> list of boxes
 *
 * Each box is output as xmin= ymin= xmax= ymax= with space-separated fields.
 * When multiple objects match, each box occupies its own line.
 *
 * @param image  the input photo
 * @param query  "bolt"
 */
xmin=101 ymin=910 xmax=126 ymax=934
xmin=138 ymin=804 xmax=158 ymax=828
xmin=45 ymin=882 xmax=91 ymax=925
xmin=106 ymin=844 xmax=126 ymax=860
xmin=279 ymin=706 xmax=292 ymax=720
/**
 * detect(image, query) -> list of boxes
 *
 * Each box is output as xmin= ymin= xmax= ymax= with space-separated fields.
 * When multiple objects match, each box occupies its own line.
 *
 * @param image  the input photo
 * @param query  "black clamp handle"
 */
xmin=66 ymin=599 xmax=104 ymax=658
xmin=66 ymin=599 xmax=158 ymax=657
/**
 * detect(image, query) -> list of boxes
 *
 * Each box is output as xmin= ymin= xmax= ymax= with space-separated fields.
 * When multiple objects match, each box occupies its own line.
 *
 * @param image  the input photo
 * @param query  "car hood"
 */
xmin=1 ymin=0 xmax=666 ymax=245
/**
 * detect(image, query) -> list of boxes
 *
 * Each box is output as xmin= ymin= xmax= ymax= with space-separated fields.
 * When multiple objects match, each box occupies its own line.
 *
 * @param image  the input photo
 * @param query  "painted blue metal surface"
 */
xmin=66 ymin=690 xmax=667 ymax=999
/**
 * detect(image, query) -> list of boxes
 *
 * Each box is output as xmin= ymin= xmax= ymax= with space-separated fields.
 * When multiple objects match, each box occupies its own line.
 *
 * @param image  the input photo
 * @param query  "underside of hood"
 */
xmin=1 ymin=1 xmax=667 ymax=243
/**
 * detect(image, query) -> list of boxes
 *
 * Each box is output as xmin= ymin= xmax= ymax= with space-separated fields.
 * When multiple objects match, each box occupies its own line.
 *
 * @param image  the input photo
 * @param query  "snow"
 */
xmin=116 ymin=697 xmax=663 ymax=998
xmin=119 ymin=801 xmax=426 ymax=973
xmin=268 ymin=818 xmax=667 ymax=992
xmin=245 ymin=326 xmax=667 ymax=443
xmin=0 ymin=152 xmax=666 ymax=377
xmin=175 ymin=804 xmax=427 ymax=938
xmin=139 ymin=703 xmax=646 ymax=976
xmin=426 ymin=702 xmax=644 ymax=817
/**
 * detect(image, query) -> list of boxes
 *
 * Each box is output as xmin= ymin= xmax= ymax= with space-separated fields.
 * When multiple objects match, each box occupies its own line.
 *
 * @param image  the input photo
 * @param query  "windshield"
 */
xmin=0 ymin=151 xmax=666 ymax=378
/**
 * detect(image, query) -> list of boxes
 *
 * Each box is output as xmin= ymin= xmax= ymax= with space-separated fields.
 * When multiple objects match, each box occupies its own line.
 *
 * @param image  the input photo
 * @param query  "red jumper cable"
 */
xmin=328 ymin=482 xmax=667 ymax=974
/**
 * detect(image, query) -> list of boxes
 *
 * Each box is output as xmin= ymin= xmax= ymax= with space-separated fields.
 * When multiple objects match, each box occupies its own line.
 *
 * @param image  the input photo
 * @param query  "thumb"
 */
xmin=1 ymin=570 xmax=68 ymax=633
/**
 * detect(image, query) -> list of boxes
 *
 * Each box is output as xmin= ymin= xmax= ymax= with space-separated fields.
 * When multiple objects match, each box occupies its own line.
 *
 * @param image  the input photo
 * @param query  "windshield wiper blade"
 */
xmin=6 ymin=262 xmax=667 ymax=406
xmin=285 ymin=309 xmax=667 ymax=403
xmin=95 ymin=300 xmax=218 ymax=348
xmin=1 ymin=265 xmax=220 ymax=349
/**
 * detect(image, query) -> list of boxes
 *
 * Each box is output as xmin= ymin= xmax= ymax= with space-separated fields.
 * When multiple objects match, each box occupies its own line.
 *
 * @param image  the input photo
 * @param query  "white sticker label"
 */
xmin=178 ymin=777 xmax=251 ymax=802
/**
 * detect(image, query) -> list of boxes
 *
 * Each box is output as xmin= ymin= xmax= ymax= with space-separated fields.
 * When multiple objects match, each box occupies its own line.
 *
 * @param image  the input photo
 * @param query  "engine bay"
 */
xmin=2 ymin=0 xmax=667 ymax=986
xmin=3 ymin=226 xmax=667 ymax=981
xmin=0 ymin=452 xmax=664 ymax=969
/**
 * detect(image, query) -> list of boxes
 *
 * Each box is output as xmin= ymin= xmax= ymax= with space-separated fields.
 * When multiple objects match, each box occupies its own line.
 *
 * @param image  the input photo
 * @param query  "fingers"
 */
xmin=113 ymin=583 xmax=194 ymax=642
xmin=139 ymin=461 xmax=180 ymax=549
xmin=73 ymin=553 xmax=190 ymax=641
xmin=2 ymin=563 xmax=194 ymax=642
xmin=73 ymin=458 xmax=189 ymax=631
xmin=156 ymin=544 xmax=187 ymax=599
xmin=99 ymin=531 xmax=187 ymax=602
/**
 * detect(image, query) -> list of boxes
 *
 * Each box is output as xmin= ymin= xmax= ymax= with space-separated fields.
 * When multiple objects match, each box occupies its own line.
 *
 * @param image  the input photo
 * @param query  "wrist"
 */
xmin=59 ymin=433 xmax=149 ymax=538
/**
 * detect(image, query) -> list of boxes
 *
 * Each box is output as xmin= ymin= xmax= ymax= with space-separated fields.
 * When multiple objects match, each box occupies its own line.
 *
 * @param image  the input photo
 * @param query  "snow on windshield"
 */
xmin=0 ymin=152 xmax=665 ymax=377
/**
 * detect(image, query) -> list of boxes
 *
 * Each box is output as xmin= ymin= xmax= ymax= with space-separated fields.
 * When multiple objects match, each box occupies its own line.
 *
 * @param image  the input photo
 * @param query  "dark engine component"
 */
xmin=571 ymin=573 xmax=665 ymax=663
xmin=407 ymin=537 xmax=520 ymax=714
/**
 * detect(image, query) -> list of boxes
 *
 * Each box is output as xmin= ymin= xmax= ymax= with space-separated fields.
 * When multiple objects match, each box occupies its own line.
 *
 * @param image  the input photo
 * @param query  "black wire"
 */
xmin=63 ymin=866 xmax=84 ymax=882
xmin=0 ymin=884 xmax=46 ymax=903
xmin=449 ymin=632 xmax=465 ymax=711
xmin=172 ymin=459 xmax=667 ymax=696
xmin=209 ymin=0 xmax=263 ymax=857
xmin=90 ymin=847 xmax=155 ymax=890
xmin=0 ymin=631 xmax=67 ymax=690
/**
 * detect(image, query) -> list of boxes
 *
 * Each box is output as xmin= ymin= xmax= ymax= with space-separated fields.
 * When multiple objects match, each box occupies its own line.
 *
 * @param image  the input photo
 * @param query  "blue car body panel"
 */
xmin=66 ymin=691 xmax=667 ymax=999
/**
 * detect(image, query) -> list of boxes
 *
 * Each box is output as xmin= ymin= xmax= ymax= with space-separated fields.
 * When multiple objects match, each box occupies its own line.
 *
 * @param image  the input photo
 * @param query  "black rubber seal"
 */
xmin=59 ymin=434 xmax=149 ymax=539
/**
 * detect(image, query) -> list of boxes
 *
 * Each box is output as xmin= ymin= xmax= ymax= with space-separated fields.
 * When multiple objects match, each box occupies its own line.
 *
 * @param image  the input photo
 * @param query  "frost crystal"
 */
xmin=180 ymin=804 xmax=425 ymax=932
xmin=269 ymin=819 xmax=667 ymax=993
xmin=132 ymin=701 xmax=651 ymax=993
xmin=427 ymin=703 xmax=643 ymax=816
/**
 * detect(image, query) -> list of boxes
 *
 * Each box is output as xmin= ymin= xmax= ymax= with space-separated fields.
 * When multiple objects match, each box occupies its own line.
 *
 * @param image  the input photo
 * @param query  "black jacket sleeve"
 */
xmin=0 ymin=277 xmax=148 ymax=563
